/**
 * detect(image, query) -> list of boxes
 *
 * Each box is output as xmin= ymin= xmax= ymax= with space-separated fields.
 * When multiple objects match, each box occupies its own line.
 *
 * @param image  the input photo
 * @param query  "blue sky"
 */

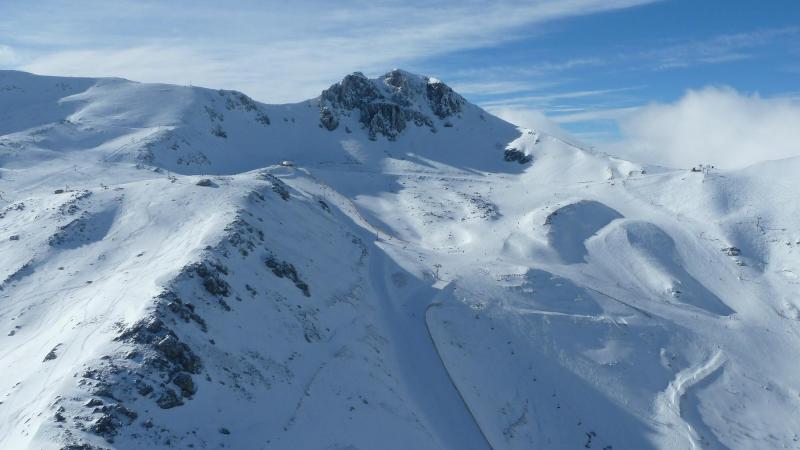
xmin=1 ymin=0 xmax=798 ymax=166
xmin=426 ymin=0 xmax=800 ymax=142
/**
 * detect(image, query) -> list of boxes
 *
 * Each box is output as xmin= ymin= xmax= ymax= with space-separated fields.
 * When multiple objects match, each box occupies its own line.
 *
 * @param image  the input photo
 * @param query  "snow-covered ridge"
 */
xmin=1 ymin=69 xmax=799 ymax=450
xmin=0 ymin=69 xmax=519 ymax=176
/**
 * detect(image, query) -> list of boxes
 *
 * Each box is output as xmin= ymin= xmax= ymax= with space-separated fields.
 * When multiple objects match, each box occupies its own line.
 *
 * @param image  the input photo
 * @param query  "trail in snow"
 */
xmin=656 ymin=349 xmax=726 ymax=450
xmin=368 ymin=242 xmax=491 ymax=450
xmin=424 ymin=300 xmax=496 ymax=447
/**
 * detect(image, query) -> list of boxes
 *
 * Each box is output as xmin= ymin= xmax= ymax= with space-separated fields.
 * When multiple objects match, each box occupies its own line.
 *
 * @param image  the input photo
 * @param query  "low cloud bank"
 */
xmin=608 ymin=87 xmax=800 ymax=169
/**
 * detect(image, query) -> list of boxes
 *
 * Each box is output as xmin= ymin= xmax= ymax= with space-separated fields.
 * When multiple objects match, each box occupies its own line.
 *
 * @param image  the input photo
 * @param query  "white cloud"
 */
xmin=550 ymin=106 xmax=640 ymax=123
xmin=606 ymin=87 xmax=800 ymax=169
xmin=480 ymin=87 xmax=644 ymax=109
xmin=0 ymin=44 xmax=16 ymax=66
xmin=4 ymin=0 xmax=659 ymax=102
xmin=21 ymin=46 xmax=224 ymax=84
xmin=450 ymin=80 xmax=545 ymax=97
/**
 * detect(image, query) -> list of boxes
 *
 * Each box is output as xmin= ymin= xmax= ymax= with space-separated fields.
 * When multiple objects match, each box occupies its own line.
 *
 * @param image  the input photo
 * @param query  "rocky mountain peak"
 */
xmin=318 ymin=69 xmax=466 ymax=140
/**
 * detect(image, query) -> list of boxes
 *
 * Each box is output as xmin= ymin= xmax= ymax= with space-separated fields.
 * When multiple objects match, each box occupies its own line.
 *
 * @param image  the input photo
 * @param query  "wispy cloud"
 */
xmin=549 ymin=106 xmax=641 ymax=123
xmin=637 ymin=27 xmax=800 ymax=70
xmin=449 ymin=80 xmax=551 ymax=97
xmin=0 ymin=0 xmax=659 ymax=102
xmin=467 ymin=25 xmax=798 ymax=145
xmin=447 ymin=58 xmax=605 ymax=81
xmin=480 ymin=86 xmax=645 ymax=108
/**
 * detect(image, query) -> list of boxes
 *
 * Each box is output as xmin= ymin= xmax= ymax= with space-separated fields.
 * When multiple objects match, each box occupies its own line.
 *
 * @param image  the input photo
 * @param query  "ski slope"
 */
xmin=1 ymin=69 xmax=799 ymax=449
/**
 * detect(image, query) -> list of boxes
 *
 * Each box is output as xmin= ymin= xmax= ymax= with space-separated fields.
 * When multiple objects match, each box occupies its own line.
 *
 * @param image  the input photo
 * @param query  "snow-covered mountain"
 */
xmin=1 ymin=69 xmax=798 ymax=450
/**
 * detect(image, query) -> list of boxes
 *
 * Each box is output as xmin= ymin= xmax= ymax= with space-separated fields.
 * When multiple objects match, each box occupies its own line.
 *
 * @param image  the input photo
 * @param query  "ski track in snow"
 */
xmin=369 ymin=243 xmax=491 ymax=450
xmin=657 ymin=349 xmax=726 ymax=450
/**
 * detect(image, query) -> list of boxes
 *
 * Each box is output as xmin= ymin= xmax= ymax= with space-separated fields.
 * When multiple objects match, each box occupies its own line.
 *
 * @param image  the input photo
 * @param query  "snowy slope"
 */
xmin=1 ymin=69 xmax=799 ymax=450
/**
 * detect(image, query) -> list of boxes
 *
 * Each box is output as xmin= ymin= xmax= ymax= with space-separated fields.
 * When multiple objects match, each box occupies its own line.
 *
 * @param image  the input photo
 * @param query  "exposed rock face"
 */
xmin=362 ymin=102 xmax=406 ymax=140
xmin=322 ymin=72 xmax=379 ymax=111
xmin=172 ymin=372 xmax=197 ymax=397
xmin=265 ymin=255 xmax=310 ymax=297
xmin=504 ymin=147 xmax=533 ymax=164
xmin=43 ymin=344 xmax=61 ymax=362
xmin=218 ymin=89 xmax=270 ymax=125
xmin=319 ymin=106 xmax=338 ymax=131
xmin=156 ymin=388 xmax=183 ymax=409
xmin=195 ymin=178 xmax=216 ymax=187
xmin=258 ymin=172 xmax=291 ymax=201
xmin=426 ymin=81 xmax=463 ymax=119
xmin=318 ymin=69 xmax=466 ymax=140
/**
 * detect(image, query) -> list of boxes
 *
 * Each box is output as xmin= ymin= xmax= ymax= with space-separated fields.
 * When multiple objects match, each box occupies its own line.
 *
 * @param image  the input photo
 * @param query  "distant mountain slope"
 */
xmin=0 ymin=69 xmax=519 ymax=176
xmin=1 ymin=70 xmax=799 ymax=450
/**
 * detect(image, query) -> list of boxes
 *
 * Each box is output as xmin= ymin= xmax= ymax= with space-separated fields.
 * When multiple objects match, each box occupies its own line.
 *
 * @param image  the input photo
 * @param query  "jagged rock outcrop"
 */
xmin=426 ymin=81 xmax=463 ymax=119
xmin=318 ymin=69 xmax=465 ymax=140
xmin=319 ymin=106 xmax=338 ymax=131
xmin=504 ymin=147 xmax=533 ymax=164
